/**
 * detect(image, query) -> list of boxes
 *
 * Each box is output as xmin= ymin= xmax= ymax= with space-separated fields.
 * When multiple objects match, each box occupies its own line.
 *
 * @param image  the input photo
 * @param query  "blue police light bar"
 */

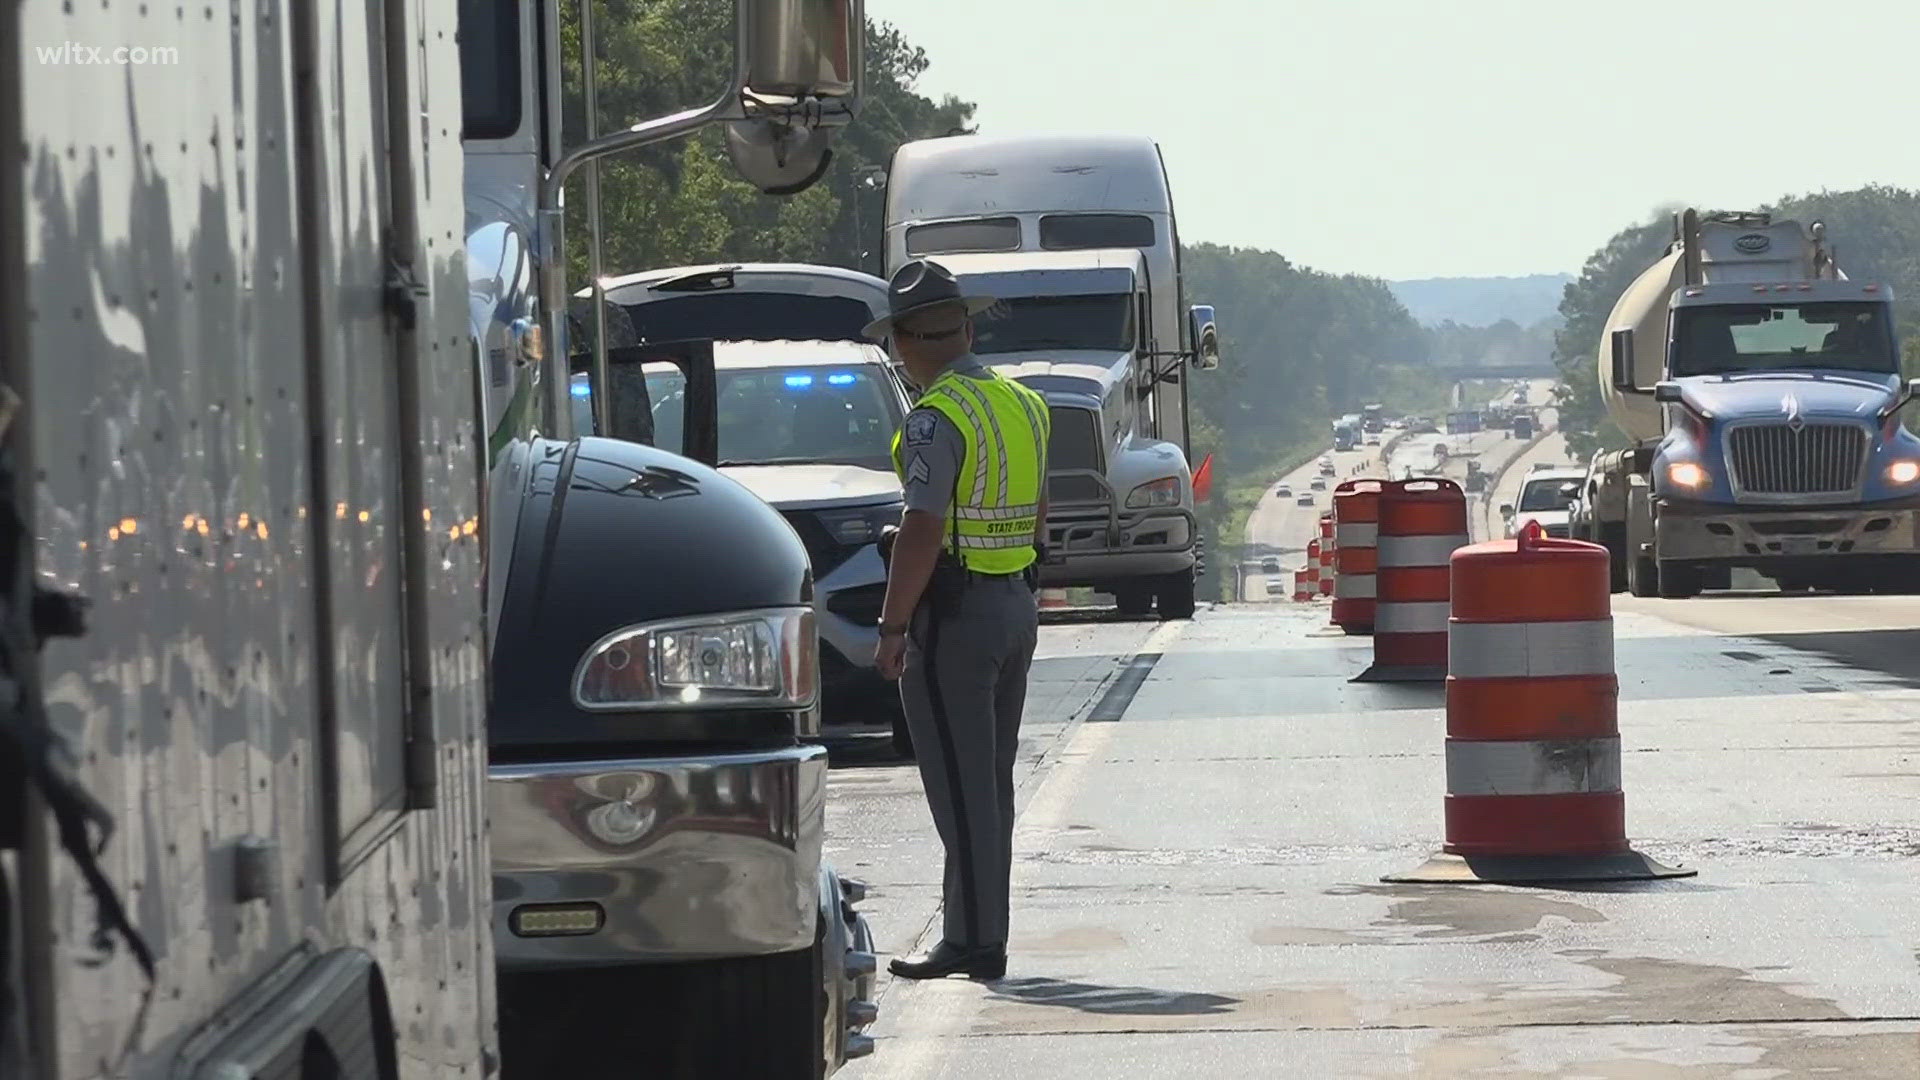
xmin=827 ymin=372 xmax=855 ymax=385
xmin=785 ymin=374 xmax=814 ymax=388
xmin=570 ymin=380 xmax=592 ymax=397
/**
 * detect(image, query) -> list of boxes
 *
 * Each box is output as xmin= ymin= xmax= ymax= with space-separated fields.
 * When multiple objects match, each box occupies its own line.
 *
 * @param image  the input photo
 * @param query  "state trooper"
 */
xmin=866 ymin=258 xmax=1051 ymax=981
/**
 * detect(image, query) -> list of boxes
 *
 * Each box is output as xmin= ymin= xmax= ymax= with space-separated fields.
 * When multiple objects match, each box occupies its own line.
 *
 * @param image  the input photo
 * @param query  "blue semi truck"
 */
xmin=1581 ymin=209 xmax=1920 ymax=597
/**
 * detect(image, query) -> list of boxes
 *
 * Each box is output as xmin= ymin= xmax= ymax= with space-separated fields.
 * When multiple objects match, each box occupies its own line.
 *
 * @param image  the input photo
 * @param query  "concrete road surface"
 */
xmin=832 ymin=594 xmax=1920 ymax=1079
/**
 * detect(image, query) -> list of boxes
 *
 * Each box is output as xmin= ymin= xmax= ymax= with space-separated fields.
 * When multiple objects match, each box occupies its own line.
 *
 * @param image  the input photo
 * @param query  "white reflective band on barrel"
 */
xmin=1335 ymin=574 xmax=1376 ymax=599
xmin=1336 ymin=523 xmax=1378 ymax=547
xmin=1373 ymin=601 xmax=1449 ymax=633
xmin=1449 ymin=619 xmax=1614 ymax=679
xmin=1377 ymin=533 xmax=1470 ymax=567
xmin=1445 ymin=737 xmax=1622 ymax=796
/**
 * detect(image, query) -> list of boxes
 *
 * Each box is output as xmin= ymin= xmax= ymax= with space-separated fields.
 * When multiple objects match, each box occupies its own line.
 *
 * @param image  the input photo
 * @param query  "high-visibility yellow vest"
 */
xmin=891 ymin=365 xmax=1051 ymax=574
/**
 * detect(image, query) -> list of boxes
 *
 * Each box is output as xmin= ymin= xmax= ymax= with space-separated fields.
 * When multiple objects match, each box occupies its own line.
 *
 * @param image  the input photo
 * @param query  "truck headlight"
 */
xmin=1889 ymin=460 xmax=1920 ymax=484
xmin=1125 ymin=477 xmax=1182 ymax=509
xmin=815 ymin=501 xmax=905 ymax=546
xmin=1665 ymin=462 xmax=1710 ymax=489
xmin=573 ymin=607 xmax=818 ymax=711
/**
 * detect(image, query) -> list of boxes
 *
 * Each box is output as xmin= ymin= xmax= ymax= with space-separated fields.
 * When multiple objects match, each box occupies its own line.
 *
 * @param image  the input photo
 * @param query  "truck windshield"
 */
xmin=1518 ymin=479 xmax=1576 ymax=512
xmin=973 ymin=294 xmax=1135 ymax=354
xmin=1671 ymin=302 xmax=1898 ymax=376
xmin=644 ymin=363 xmax=902 ymax=471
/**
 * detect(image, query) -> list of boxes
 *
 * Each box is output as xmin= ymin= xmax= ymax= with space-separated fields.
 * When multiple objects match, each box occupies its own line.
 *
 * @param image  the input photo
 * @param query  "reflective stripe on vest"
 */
xmin=892 ymin=366 xmax=1050 ymax=574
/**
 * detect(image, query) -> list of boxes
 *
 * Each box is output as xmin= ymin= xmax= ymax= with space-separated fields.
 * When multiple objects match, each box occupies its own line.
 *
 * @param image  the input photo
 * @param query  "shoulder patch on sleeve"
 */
xmin=906 ymin=454 xmax=932 ymax=486
xmin=904 ymin=409 xmax=939 ymax=447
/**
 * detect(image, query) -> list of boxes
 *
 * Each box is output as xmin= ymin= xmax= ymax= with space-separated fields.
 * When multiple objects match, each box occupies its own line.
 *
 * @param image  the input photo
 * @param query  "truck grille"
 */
xmin=1046 ymin=406 xmax=1105 ymax=503
xmin=1727 ymin=423 xmax=1867 ymax=495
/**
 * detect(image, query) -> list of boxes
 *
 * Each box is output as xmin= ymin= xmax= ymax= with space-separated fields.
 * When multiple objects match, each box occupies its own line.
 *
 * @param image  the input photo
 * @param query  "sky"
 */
xmin=870 ymin=0 xmax=1920 ymax=281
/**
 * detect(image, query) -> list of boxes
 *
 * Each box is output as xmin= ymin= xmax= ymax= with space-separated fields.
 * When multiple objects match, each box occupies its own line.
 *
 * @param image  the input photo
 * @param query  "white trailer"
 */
xmin=5 ymin=1 xmax=495 ymax=1076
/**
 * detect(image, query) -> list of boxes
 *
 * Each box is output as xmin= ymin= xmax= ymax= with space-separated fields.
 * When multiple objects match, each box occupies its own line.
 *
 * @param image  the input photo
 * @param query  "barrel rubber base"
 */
xmin=1382 ymin=849 xmax=1696 ymax=884
xmin=1351 ymin=663 xmax=1446 ymax=683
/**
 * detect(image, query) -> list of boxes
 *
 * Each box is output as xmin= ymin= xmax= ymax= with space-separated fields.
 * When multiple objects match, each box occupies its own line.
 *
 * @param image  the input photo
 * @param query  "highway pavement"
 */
xmin=824 ymin=378 xmax=1918 ymax=1077
xmin=828 ymin=590 xmax=1920 ymax=1079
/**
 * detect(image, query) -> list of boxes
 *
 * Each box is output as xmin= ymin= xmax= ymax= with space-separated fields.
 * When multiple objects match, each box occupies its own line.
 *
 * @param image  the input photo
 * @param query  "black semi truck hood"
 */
xmin=489 ymin=436 xmax=812 ymax=749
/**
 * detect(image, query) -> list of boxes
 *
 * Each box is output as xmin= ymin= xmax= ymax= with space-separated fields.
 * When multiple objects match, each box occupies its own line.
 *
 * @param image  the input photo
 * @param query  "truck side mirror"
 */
xmin=1653 ymin=381 xmax=1683 ymax=403
xmin=725 ymin=0 xmax=864 ymax=195
xmin=1188 ymin=305 xmax=1220 ymax=369
xmin=1499 ymin=503 xmax=1515 ymax=517
xmin=1609 ymin=328 xmax=1638 ymax=392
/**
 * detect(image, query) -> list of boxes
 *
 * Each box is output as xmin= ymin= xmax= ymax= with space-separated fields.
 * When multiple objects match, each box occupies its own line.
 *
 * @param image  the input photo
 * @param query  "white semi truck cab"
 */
xmin=880 ymin=134 xmax=1221 ymax=619
xmin=933 ymin=249 xmax=1210 ymax=617
xmin=1586 ymin=209 xmax=1920 ymax=597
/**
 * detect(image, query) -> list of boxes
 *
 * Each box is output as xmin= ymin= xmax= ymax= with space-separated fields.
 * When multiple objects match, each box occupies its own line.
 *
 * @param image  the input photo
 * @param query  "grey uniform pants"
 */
xmin=900 ymin=573 xmax=1039 ymax=949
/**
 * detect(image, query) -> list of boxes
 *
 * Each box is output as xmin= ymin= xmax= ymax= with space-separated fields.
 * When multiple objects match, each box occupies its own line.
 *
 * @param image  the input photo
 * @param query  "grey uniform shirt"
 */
xmin=900 ymin=354 xmax=993 ymax=515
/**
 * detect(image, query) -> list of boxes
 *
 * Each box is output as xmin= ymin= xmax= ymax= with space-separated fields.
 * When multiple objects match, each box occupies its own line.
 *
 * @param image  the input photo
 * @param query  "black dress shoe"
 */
xmin=888 ymin=940 xmax=1007 ymax=980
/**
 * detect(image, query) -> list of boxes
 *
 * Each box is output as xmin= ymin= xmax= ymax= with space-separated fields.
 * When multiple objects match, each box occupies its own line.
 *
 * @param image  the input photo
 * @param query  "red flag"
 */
xmin=1191 ymin=452 xmax=1214 ymax=503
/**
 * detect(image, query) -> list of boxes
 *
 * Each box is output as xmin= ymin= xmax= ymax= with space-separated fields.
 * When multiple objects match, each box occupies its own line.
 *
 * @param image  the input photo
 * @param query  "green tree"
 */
xmin=557 ymin=0 xmax=974 ymax=283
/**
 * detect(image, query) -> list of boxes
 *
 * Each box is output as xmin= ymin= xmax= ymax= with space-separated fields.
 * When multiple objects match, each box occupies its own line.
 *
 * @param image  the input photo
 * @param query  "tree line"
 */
xmin=1551 ymin=186 xmax=1920 ymax=460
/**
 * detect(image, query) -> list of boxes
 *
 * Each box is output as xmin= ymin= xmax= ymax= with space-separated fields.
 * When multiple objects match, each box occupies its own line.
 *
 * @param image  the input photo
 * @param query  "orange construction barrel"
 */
xmin=1385 ymin=521 xmax=1694 ymax=883
xmin=1331 ymin=479 xmax=1382 ymax=634
xmin=1353 ymin=478 xmax=1466 ymax=682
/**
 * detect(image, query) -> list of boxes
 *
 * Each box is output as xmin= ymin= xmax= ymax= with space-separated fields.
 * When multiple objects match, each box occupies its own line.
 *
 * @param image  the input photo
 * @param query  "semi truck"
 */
xmin=880 ymin=135 xmax=1222 ymax=619
xmin=466 ymin=0 xmax=876 ymax=1076
xmin=1333 ymin=416 xmax=1361 ymax=450
xmin=1581 ymin=208 xmax=1920 ymax=597
xmin=6 ymin=1 xmax=498 ymax=1074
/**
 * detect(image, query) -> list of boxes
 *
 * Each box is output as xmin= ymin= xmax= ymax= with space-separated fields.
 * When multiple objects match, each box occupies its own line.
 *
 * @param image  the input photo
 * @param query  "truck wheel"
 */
xmin=1627 ymin=551 xmax=1659 ymax=598
xmin=1114 ymin=586 xmax=1154 ymax=618
xmin=1155 ymin=571 xmax=1197 ymax=620
xmin=1657 ymin=561 xmax=1702 ymax=599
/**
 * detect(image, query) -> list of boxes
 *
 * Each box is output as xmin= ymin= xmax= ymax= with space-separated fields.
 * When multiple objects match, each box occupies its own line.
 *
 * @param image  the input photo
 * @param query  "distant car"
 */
xmin=1295 ymin=494 xmax=1314 ymax=506
xmin=1309 ymin=478 xmax=1326 ymax=491
xmin=1265 ymin=578 xmax=1286 ymax=596
xmin=1503 ymin=467 xmax=1585 ymax=539
xmin=1530 ymin=462 xmax=1557 ymax=473
xmin=1274 ymin=484 xmax=1291 ymax=497
xmin=1365 ymin=434 xmax=1380 ymax=445
xmin=1261 ymin=556 xmax=1280 ymax=574
xmin=1319 ymin=462 xmax=1336 ymax=476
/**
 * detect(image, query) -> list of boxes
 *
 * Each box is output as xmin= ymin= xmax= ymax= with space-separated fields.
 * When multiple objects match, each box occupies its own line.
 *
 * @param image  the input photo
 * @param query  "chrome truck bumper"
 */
xmin=1039 ymin=467 xmax=1197 ymax=588
xmin=1655 ymin=497 xmax=1920 ymax=562
xmin=489 ymin=745 xmax=826 ymax=971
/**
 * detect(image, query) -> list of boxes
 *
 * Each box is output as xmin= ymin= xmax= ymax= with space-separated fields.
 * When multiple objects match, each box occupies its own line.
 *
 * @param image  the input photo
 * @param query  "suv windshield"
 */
xmin=1671 ymin=301 xmax=1898 ymax=376
xmin=973 ymin=294 xmax=1134 ymax=354
xmin=1518 ymin=478 xmax=1577 ymax=512
xmin=646 ymin=363 xmax=902 ymax=471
